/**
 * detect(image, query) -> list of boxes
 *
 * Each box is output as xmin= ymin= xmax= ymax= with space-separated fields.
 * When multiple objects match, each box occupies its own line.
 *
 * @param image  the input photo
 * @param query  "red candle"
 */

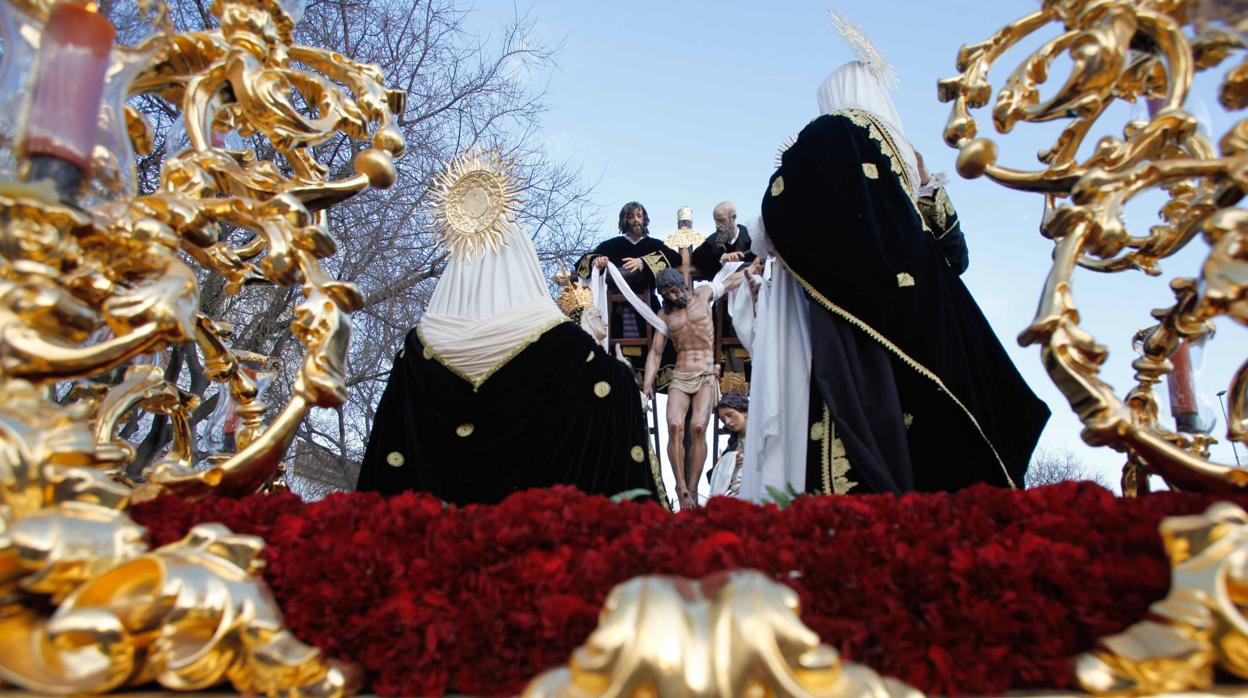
xmin=1167 ymin=341 xmax=1200 ymax=432
xmin=20 ymin=2 xmax=114 ymax=175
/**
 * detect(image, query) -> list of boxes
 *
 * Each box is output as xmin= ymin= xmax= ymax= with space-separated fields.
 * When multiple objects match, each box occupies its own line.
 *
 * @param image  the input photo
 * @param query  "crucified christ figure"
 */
xmin=643 ymin=261 xmax=760 ymax=509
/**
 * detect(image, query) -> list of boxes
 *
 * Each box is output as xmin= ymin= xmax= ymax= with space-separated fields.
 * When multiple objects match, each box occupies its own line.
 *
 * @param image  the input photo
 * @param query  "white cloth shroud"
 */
xmin=588 ymin=261 xmax=752 ymax=349
xmin=738 ymin=259 xmax=812 ymax=503
xmin=420 ymin=221 xmax=567 ymax=383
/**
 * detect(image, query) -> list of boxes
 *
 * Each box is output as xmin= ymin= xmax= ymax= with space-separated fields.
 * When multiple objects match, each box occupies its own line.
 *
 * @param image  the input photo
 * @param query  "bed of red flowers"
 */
xmin=129 ymin=482 xmax=1247 ymax=697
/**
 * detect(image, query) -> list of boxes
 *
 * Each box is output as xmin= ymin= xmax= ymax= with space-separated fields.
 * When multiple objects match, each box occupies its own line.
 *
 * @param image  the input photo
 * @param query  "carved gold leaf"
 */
xmin=522 ymin=570 xmax=924 ymax=698
xmin=938 ymin=0 xmax=1248 ymax=493
xmin=1078 ymin=502 xmax=1248 ymax=695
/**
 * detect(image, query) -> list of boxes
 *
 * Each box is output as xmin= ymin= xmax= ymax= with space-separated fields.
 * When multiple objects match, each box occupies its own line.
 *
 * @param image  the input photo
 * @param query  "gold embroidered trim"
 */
xmin=416 ymin=316 xmax=569 ymax=391
xmin=917 ymin=187 xmax=958 ymax=237
xmin=819 ymin=404 xmax=832 ymax=494
xmin=831 ymin=433 xmax=856 ymax=495
xmin=648 ymin=448 xmax=671 ymax=510
xmin=640 ymin=251 xmax=669 ymax=279
xmin=839 ymin=109 xmax=914 ymax=198
xmin=818 ymin=405 xmax=856 ymax=495
xmin=834 ymin=109 xmax=931 ymax=234
xmin=778 ymin=256 xmax=1016 ymax=489
xmin=862 ymin=163 xmax=879 ymax=179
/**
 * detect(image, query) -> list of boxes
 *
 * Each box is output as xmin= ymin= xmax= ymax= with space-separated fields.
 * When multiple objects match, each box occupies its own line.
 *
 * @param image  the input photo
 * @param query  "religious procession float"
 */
xmin=2 ymin=0 xmax=1248 ymax=696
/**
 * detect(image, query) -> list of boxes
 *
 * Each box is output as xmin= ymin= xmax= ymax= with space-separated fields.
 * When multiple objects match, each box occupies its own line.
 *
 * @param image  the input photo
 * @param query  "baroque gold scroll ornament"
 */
xmin=0 ymin=0 xmax=406 ymax=693
xmin=522 ymin=570 xmax=924 ymax=698
xmin=937 ymin=0 xmax=1248 ymax=494
xmin=0 ymin=0 xmax=405 ymax=499
xmin=1078 ymin=501 xmax=1248 ymax=694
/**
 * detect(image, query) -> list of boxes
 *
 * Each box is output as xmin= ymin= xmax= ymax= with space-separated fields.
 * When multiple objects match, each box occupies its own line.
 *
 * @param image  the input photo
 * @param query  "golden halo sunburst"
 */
xmin=430 ymin=148 xmax=524 ymax=260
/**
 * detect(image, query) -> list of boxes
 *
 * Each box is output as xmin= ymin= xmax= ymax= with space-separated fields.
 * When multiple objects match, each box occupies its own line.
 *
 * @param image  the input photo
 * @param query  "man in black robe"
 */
xmin=576 ymin=202 xmax=681 ymax=341
xmin=753 ymin=60 xmax=1049 ymax=496
xmin=692 ymin=201 xmax=757 ymax=280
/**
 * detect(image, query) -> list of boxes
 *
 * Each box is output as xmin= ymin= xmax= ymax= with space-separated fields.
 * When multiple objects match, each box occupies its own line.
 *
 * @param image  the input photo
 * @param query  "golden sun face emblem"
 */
xmin=430 ymin=149 xmax=524 ymax=260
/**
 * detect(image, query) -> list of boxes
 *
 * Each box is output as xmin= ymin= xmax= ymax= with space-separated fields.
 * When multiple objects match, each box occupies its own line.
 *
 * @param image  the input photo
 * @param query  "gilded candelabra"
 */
xmin=0 ymin=0 xmax=403 ymax=694
xmin=939 ymin=0 xmax=1248 ymax=494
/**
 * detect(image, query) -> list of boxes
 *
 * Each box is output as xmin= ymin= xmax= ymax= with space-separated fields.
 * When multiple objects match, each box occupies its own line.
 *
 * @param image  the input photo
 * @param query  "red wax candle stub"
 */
xmin=21 ymin=2 xmax=115 ymax=173
xmin=1167 ymin=341 xmax=1197 ymax=415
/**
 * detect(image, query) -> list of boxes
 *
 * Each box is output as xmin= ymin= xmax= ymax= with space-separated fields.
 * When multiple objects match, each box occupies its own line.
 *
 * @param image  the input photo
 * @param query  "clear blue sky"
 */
xmin=468 ymin=1 xmax=1246 ymax=487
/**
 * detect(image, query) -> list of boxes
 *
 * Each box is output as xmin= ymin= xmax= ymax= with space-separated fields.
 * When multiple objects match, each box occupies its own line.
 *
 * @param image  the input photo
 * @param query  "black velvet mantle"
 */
xmin=763 ymin=109 xmax=1050 ymax=489
xmin=356 ymin=321 xmax=665 ymax=506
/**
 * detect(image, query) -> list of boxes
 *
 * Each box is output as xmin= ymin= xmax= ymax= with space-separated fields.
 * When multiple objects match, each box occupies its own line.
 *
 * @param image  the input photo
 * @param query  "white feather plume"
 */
xmin=828 ymin=10 xmax=899 ymax=89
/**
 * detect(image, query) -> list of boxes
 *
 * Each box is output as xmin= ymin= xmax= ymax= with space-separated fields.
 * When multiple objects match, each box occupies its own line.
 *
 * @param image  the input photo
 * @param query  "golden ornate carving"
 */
xmin=521 ymin=570 xmax=924 ymax=698
xmin=938 ymin=0 xmax=1248 ymax=492
xmin=0 ymin=523 xmax=360 ymax=696
xmin=429 ymin=148 xmax=523 ymax=260
xmin=0 ymin=0 xmax=405 ymax=693
xmin=0 ymin=387 xmax=354 ymax=696
xmin=0 ymin=0 xmax=403 ymax=499
xmin=1077 ymin=502 xmax=1248 ymax=694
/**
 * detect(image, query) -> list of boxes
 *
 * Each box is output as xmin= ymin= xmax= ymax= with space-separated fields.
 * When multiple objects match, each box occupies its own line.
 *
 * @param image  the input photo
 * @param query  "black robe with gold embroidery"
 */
xmin=356 ymin=321 xmax=666 ymax=506
xmin=575 ymin=235 xmax=681 ymax=384
xmin=764 ymin=109 xmax=1049 ymax=493
xmin=575 ymin=235 xmax=680 ymax=296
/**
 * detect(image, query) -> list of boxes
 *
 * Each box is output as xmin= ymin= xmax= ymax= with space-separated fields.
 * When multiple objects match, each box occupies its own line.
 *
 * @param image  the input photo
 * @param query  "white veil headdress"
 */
xmin=816 ymin=12 xmax=922 ymax=196
xmin=420 ymin=151 xmax=566 ymax=386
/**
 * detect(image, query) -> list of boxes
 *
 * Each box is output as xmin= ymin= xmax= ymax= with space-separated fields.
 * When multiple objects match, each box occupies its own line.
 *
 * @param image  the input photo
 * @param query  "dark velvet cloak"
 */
xmin=763 ymin=109 xmax=1050 ymax=491
xmin=356 ymin=321 xmax=666 ymax=506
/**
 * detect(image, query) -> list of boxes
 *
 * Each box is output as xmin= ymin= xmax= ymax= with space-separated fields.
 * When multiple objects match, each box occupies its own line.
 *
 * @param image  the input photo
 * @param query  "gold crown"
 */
xmin=555 ymin=285 xmax=595 ymax=318
xmin=677 ymin=205 xmax=694 ymax=223
xmin=720 ymin=371 xmax=749 ymax=396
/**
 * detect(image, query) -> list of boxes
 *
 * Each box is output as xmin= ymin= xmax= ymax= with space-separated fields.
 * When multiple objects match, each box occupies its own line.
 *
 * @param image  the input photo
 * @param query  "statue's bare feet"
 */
xmin=678 ymin=488 xmax=696 ymax=510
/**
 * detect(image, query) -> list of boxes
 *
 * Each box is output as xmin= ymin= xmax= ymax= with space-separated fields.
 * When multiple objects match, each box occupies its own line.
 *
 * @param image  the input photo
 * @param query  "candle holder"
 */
xmin=0 ymin=0 xmax=405 ymax=694
xmin=0 ymin=1 xmax=159 ymax=203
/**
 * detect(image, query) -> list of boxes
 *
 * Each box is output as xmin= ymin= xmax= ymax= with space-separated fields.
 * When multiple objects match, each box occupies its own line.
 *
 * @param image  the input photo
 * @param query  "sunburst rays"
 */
xmin=429 ymin=148 xmax=524 ymax=260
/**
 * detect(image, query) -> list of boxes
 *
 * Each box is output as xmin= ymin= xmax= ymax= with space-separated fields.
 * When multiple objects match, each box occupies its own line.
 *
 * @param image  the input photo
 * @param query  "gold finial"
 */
xmin=665 ymin=205 xmax=704 ymax=250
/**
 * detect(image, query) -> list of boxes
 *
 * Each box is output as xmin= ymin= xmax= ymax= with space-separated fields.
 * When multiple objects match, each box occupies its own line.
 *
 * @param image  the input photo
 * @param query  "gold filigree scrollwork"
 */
xmin=0 ymin=383 xmax=353 ymax=695
xmin=522 ymin=570 xmax=924 ymax=698
xmin=1077 ymin=502 xmax=1248 ymax=694
xmin=0 ymin=0 xmax=404 ymax=692
xmin=0 ymin=0 xmax=403 ymax=498
xmin=939 ymin=0 xmax=1248 ymax=492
